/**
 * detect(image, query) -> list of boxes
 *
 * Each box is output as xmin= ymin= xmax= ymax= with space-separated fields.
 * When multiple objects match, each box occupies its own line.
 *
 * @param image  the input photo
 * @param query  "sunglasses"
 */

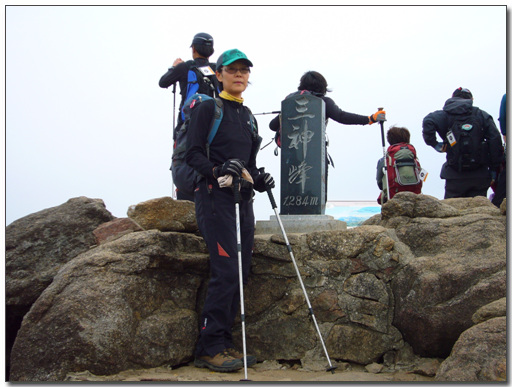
xmin=223 ymin=66 xmax=251 ymax=75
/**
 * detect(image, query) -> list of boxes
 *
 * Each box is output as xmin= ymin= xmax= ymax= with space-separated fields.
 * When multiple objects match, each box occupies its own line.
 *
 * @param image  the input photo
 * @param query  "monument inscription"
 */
xmin=280 ymin=93 xmax=326 ymax=215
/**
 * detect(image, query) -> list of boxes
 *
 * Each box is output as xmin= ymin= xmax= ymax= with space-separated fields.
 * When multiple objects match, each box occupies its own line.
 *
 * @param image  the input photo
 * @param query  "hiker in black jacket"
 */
xmin=269 ymin=71 xmax=385 ymax=201
xmin=185 ymin=49 xmax=274 ymax=373
xmin=491 ymin=93 xmax=506 ymax=207
xmin=422 ymin=87 xmax=503 ymax=199
xmin=159 ymin=32 xmax=218 ymax=127
xmin=159 ymin=32 xmax=218 ymax=200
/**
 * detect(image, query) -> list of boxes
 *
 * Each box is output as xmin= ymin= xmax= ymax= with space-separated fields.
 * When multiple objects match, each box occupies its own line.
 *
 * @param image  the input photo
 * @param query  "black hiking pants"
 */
xmin=444 ymin=177 xmax=491 ymax=199
xmin=194 ymin=180 xmax=254 ymax=358
xmin=492 ymin=162 xmax=506 ymax=207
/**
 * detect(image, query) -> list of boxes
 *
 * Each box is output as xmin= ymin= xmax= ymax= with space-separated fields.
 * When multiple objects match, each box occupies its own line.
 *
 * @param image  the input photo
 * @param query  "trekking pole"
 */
xmin=172 ymin=83 xmax=177 ymax=132
xmin=171 ymin=83 xmax=177 ymax=200
xmin=378 ymin=107 xmax=390 ymax=203
xmin=253 ymin=110 xmax=280 ymax=116
xmin=259 ymin=169 xmax=337 ymax=374
xmin=233 ymin=177 xmax=250 ymax=382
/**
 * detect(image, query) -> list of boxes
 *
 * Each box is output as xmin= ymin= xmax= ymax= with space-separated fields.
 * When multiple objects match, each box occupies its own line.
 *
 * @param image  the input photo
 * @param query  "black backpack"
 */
xmin=445 ymin=109 xmax=489 ymax=172
xmin=180 ymin=60 xmax=217 ymax=123
xmin=171 ymin=94 xmax=258 ymax=198
xmin=172 ymin=94 xmax=224 ymax=198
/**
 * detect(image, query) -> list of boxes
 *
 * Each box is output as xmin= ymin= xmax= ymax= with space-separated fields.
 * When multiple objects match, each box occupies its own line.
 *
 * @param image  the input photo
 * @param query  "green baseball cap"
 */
xmin=216 ymin=49 xmax=253 ymax=69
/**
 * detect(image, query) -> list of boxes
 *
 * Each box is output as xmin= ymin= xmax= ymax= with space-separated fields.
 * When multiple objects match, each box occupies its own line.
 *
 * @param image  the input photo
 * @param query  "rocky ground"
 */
xmin=65 ymin=360 xmax=435 ymax=383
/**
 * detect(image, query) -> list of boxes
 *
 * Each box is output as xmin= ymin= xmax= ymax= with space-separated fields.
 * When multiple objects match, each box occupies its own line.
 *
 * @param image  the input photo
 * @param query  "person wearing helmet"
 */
xmin=159 ymin=32 xmax=219 ymax=201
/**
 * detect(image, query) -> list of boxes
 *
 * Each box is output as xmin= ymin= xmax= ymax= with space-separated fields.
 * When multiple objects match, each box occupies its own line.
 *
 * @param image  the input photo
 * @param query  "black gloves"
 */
xmin=254 ymin=172 xmax=275 ymax=192
xmin=214 ymin=159 xmax=245 ymax=178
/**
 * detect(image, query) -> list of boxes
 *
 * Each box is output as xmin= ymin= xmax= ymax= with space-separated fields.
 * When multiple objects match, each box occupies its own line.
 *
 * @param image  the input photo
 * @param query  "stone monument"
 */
xmin=255 ymin=92 xmax=346 ymax=234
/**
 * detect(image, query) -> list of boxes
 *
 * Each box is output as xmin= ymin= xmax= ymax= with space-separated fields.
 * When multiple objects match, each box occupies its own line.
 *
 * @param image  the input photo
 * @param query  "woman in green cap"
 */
xmin=185 ymin=49 xmax=275 ymax=372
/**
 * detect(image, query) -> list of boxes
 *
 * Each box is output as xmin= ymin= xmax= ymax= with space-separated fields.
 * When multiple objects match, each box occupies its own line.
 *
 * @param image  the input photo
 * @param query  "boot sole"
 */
xmin=194 ymin=358 xmax=243 ymax=372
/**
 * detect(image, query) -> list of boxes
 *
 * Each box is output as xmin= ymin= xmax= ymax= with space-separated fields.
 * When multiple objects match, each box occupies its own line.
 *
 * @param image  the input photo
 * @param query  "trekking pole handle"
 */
xmin=378 ymin=107 xmax=386 ymax=147
xmin=259 ymin=168 xmax=278 ymax=209
xmin=233 ymin=177 xmax=241 ymax=204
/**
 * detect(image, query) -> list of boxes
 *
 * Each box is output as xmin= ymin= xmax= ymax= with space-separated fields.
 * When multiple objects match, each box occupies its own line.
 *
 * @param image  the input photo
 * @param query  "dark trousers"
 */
xmin=176 ymin=189 xmax=194 ymax=202
xmin=194 ymin=181 xmax=254 ymax=357
xmin=492 ymin=162 xmax=506 ymax=207
xmin=444 ymin=177 xmax=491 ymax=199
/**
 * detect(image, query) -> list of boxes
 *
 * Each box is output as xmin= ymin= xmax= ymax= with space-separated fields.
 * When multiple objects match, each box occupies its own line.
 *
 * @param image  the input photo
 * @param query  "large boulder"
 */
xmin=6 ymin=196 xmax=114 ymax=306
xmin=10 ymin=224 xmax=413 ymax=381
xmin=364 ymin=192 xmax=506 ymax=358
xmin=6 ymin=197 xmax=114 ymax=374
xmin=435 ymin=317 xmax=506 ymax=381
xmin=10 ymin=230 xmax=210 ymax=381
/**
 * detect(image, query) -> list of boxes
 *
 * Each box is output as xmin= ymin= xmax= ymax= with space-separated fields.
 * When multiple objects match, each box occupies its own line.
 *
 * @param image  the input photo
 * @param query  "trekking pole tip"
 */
xmin=326 ymin=365 xmax=337 ymax=374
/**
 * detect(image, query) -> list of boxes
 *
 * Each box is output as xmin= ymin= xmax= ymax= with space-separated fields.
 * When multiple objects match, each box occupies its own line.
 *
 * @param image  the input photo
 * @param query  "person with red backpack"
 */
xmin=376 ymin=126 xmax=423 ymax=204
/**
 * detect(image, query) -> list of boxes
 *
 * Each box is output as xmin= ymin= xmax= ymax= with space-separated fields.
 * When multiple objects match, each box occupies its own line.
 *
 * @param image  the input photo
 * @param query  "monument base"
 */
xmin=255 ymin=214 xmax=347 ymax=235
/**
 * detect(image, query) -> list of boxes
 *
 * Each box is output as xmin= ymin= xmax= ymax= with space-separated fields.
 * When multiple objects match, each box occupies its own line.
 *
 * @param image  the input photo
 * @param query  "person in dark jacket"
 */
xmin=269 ymin=71 xmax=385 ymax=201
xmin=491 ymin=93 xmax=506 ymax=207
xmin=185 ymin=49 xmax=274 ymax=373
xmin=159 ymin=32 xmax=218 ymax=126
xmin=422 ymin=87 xmax=503 ymax=199
xmin=160 ymin=32 xmax=218 ymax=201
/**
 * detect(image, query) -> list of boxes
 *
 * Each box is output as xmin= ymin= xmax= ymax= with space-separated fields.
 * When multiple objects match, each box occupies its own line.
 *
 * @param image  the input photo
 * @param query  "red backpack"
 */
xmin=378 ymin=143 xmax=423 ymax=204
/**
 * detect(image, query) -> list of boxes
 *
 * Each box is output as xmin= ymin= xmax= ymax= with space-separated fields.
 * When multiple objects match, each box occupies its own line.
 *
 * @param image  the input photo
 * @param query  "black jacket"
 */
xmin=269 ymin=94 xmax=369 ymax=131
xmin=422 ymin=97 xmax=503 ymax=179
xmin=185 ymin=97 xmax=261 ymax=188
xmin=159 ymin=58 xmax=218 ymax=125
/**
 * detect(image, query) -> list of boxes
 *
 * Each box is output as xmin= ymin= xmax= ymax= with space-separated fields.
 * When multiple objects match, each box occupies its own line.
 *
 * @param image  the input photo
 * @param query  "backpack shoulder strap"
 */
xmin=207 ymin=98 xmax=224 ymax=145
xmin=245 ymin=106 xmax=258 ymax=134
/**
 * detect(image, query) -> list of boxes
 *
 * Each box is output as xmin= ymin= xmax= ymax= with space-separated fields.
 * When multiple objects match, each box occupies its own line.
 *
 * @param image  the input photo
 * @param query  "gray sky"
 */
xmin=5 ymin=5 xmax=507 ymax=225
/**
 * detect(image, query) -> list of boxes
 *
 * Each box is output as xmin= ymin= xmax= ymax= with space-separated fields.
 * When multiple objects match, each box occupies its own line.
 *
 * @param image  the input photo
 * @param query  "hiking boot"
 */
xmin=226 ymin=347 xmax=257 ymax=367
xmin=194 ymin=350 xmax=243 ymax=372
